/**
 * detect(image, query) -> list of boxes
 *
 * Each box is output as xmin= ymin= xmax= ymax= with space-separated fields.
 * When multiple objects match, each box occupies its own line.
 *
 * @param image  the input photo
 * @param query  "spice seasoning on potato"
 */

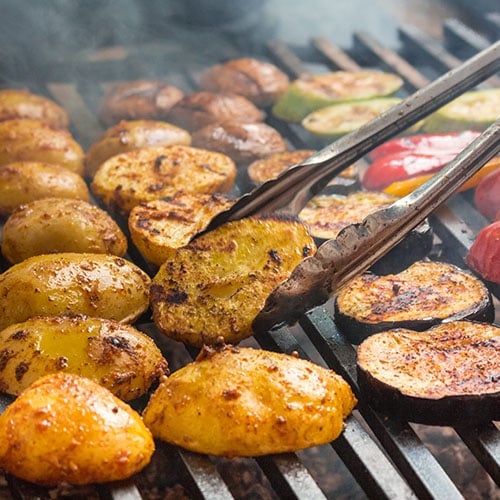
xmin=1 ymin=197 xmax=128 ymax=264
xmin=0 ymin=161 xmax=90 ymax=216
xmin=0 ymin=253 xmax=151 ymax=331
xmin=143 ymin=345 xmax=356 ymax=457
xmin=0 ymin=372 xmax=155 ymax=486
xmin=0 ymin=315 xmax=168 ymax=400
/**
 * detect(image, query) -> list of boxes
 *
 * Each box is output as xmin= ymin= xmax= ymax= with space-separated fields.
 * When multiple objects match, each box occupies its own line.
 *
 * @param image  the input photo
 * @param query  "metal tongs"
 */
xmin=204 ymin=42 xmax=500 ymax=332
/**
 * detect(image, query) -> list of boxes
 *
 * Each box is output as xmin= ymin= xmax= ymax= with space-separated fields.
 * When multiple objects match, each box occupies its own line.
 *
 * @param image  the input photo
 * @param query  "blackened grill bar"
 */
xmin=0 ymin=9 xmax=499 ymax=500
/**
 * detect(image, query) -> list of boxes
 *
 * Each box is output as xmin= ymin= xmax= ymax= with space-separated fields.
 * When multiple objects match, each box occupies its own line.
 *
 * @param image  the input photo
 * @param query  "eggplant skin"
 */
xmin=334 ymin=260 xmax=494 ymax=344
xmin=356 ymin=321 xmax=500 ymax=425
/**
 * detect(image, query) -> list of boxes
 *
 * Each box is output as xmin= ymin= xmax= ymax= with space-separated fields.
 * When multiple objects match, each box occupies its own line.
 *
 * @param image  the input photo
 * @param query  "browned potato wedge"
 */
xmin=128 ymin=192 xmax=235 ymax=266
xmin=0 ymin=119 xmax=84 ymax=175
xmin=143 ymin=345 xmax=356 ymax=457
xmin=0 ymin=253 xmax=151 ymax=331
xmin=0 ymin=161 xmax=89 ymax=216
xmin=2 ymin=198 xmax=128 ymax=264
xmin=91 ymin=144 xmax=237 ymax=215
xmin=84 ymin=119 xmax=192 ymax=178
xmin=0 ymin=315 xmax=167 ymax=400
xmin=0 ymin=372 xmax=155 ymax=485
xmin=150 ymin=216 xmax=316 ymax=346
xmin=0 ymin=88 xmax=69 ymax=128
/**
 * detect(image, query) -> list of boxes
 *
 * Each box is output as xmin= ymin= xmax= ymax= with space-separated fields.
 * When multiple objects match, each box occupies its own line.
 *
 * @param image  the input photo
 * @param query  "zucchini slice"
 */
xmin=357 ymin=321 xmax=500 ymax=425
xmin=334 ymin=260 xmax=494 ymax=344
xmin=301 ymin=97 xmax=401 ymax=140
xmin=272 ymin=70 xmax=403 ymax=123
xmin=422 ymin=88 xmax=500 ymax=133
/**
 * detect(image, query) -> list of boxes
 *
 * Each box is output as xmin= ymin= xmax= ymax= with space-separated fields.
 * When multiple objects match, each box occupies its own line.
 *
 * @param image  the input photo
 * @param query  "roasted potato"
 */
xmin=84 ymin=119 xmax=192 ymax=178
xmin=0 ymin=161 xmax=89 ymax=216
xmin=143 ymin=345 xmax=356 ymax=457
xmin=0 ymin=253 xmax=151 ymax=331
xmin=0 ymin=88 xmax=69 ymax=128
xmin=150 ymin=215 xmax=316 ymax=346
xmin=1 ymin=197 xmax=128 ymax=264
xmin=91 ymin=144 xmax=237 ymax=214
xmin=0 ymin=118 xmax=84 ymax=175
xmin=128 ymin=192 xmax=235 ymax=266
xmin=0 ymin=372 xmax=155 ymax=485
xmin=0 ymin=315 xmax=167 ymax=400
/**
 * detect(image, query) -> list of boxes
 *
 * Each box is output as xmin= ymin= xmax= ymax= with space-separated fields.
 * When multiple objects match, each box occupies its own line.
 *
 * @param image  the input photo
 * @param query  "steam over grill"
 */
xmin=0 ymin=3 xmax=498 ymax=499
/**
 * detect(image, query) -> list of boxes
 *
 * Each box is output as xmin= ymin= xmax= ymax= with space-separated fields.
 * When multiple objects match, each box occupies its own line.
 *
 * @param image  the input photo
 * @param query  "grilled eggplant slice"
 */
xmin=150 ymin=215 xmax=316 ymax=346
xmin=143 ymin=345 xmax=356 ymax=457
xmin=128 ymin=192 xmax=235 ymax=266
xmin=91 ymin=144 xmax=237 ymax=215
xmin=334 ymin=260 xmax=494 ymax=344
xmin=299 ymin=191 xmax=433 ymax=274
xmin=357 ymin=321 xmax=500 ymax=425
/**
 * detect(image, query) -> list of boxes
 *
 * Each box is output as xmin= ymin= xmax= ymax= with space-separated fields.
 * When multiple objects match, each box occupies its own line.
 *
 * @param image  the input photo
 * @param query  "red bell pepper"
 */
xmin=465 ymin=220 xmax=500 ymax=284
xmin=474 ymin=168 xmax=500 ymax=221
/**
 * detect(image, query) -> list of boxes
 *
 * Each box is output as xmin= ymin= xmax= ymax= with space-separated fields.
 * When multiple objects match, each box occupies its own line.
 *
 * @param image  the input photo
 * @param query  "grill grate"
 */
xmin=0 ymin=10 xmax=499 ymax=500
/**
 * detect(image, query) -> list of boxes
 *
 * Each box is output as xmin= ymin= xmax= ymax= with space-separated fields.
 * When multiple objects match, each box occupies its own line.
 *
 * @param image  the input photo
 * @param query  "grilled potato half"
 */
xmin=84 ymin=119 xmax=192 ymax=178
xmin=0 ymin=119 xmax=84 ymax=175
xmin=0 ymin=88 xmax=69 ymax=128
xmin=150 ymin=215 xmax=316 ymax=346
xmin=0 ymin=315 xmax=167 ymax=400
xmin=91 ymin=144 xmax=237 ymax=215
xmin=143 ymin=345 xmax=356 ymax=457
xmin=0 ymin=253 xmax=151 ymax=331
xmin=128 ymin=192 xmax=235 ymax=266
xmin=2 ymin=197 xmax=127 ymax=264
xmin=0 ymin=161 xmax=89 ymax=216
xmin=0 ymin=372 xmax=155 ymax=486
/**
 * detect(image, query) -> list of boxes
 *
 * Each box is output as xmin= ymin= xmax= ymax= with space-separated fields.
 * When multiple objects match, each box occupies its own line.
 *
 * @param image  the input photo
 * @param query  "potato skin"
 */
xmin=0 ymin=315 xmax=167 ymax=400
xmin=0 ymin=253 xmax=151 ymax=331
xmin=0 ymin=161 xmax=89 ymax=216
xmin=0 ymin=119 xmax=84 ymax=175
xmin=0 ymin=88 xmax=69 ymax=128
xmin=84 ymin=119 xmax=192 ymax=178
xmin=0 ymin=372 xmax=155 ymax=485
xmin=143 ymin=345 xmax=356 ymax=457
xmin=2 ymin=197 xmax=128 ymax=264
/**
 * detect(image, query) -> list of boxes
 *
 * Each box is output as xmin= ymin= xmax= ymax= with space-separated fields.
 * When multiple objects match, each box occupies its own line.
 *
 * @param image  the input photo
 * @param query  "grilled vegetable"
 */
xmin=150 ymin=216 xmax=315 ymax=346
xmin=98 ymin=80 xmax=185 ymax=126
xmin=302 ymin=97 xmax=401 ymax=140
xmin=465 ymin=221 xmax=500 ymax=284
xmin=298 ymin=191 xmax=433 ymax=274
xmin=191 ymin=121 xmax=287 ymax=165
xmin=0 ymin=315 xmax=167 ymax=400
xmin=91 ymin=144 xmax=236 ymax=215
xmin=198 ymin=57 xmax=290 ymax=107
xmin=0 ymin=253 xmax=151 ymax=331
xmin=473 ymin=167 xmax=500 ymax=221
xmin=334 ymin=260 xmax=494 ymax=344
xmin=272 ymin=70 xmax=403 ymax=122
xmin=0 ymin=372 xmax=155 ymax=485
xmin=168 ymin=91 xmax=263 ymax=131
xmin=357 ymin=321 xmax=500 ymax=425
xmin=128 ymin=192 xmax=235 ymax=266
xmin=0 ymin=161 xmax=89 ymax=216
xmin=1 ymin=197 xmax=127 ymax=264
xmin=143 ymin=345 xmax=356 ymax=457
xmin=0 ymin=119 xmax=84 ymax=175
xmin=0 ymin=88 xmax=69 ymax=128
xmin=84 ymin=119 xmax=192 ymax=178
xmin=422 ymin=88 xmax=500 ymax=132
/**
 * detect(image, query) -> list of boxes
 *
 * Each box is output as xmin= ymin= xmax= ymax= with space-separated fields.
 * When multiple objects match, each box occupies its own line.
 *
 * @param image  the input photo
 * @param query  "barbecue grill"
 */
xmin=0 ymin=1 xmax=498 ymax=498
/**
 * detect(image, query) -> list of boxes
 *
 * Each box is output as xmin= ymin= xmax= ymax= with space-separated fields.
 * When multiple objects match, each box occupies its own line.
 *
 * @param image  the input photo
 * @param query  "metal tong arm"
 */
xmin=202 ymin=40 xmax=499 ymax=234
xmin=253 ymin=119 xmax=500 ymax=331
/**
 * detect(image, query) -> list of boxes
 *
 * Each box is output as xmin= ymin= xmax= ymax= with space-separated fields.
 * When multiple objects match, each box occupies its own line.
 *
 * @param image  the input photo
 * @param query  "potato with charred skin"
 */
xmin=0 ymin=315 xmax=168 ymax=400
xmin=2 ymin=197 xmax=128 ymax=264
xmin=0 ymin=253 xmax=151 ymax=331
xmin=0 ymin=372 xmax=155 ymax=486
